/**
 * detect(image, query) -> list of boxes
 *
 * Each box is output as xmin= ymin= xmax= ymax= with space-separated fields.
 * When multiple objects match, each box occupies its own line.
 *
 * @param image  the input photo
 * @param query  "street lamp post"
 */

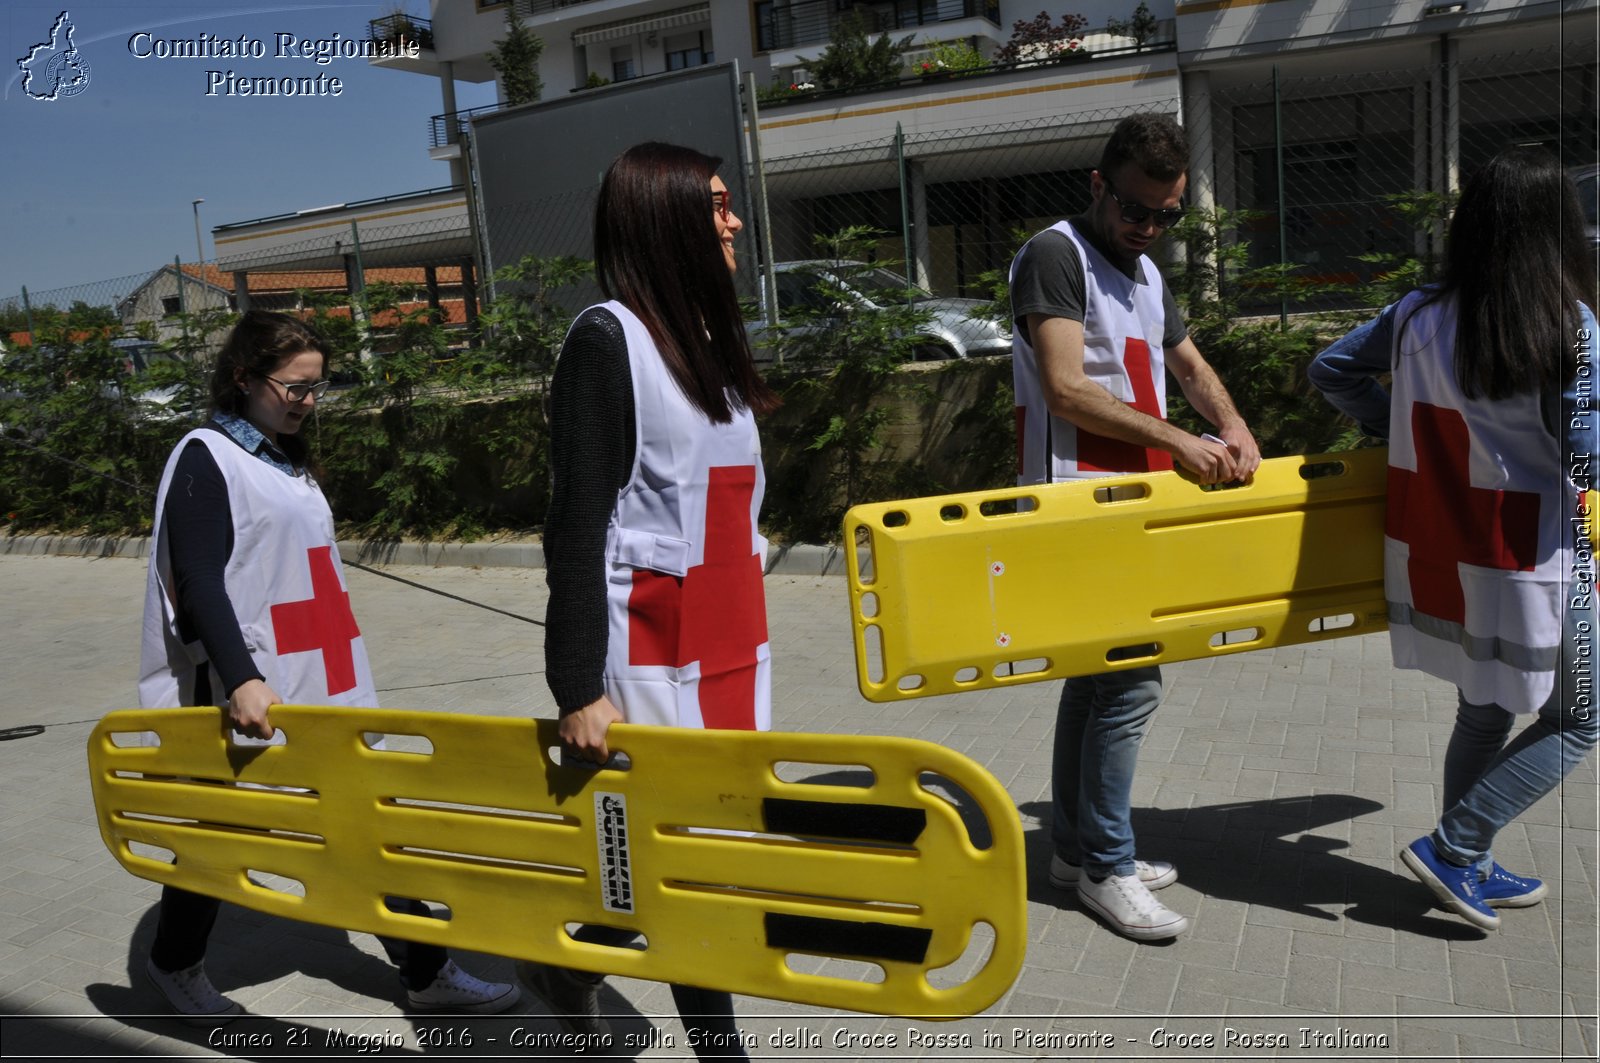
xmin=191 ymin=198 xmax=206 ymax=274
xmin=186 ymin=197 xmax=206 ymax=346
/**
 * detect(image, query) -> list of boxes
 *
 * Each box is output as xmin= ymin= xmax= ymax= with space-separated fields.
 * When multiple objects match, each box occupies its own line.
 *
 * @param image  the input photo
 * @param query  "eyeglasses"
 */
xmin=259 ymin=373 xmax=331 ymax=403
xmin=1103 ymin=180 xmax=1186 ymax=228
xmin=710 ymin=188 xmax=731 ymax=222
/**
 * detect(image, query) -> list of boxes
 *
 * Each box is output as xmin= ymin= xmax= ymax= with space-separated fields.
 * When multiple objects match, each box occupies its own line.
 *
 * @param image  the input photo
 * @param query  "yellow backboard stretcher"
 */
xmin=845 ymin=450 xmax=1392 ymax=702
xmin=89 ymin=707 xmax=1025 ymax=1018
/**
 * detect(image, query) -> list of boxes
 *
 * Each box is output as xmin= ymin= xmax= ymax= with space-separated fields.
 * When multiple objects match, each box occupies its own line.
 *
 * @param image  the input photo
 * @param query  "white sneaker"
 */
xmin=1077 ymin=872 xmax=1189 ymax=941
xmin=145 ymin=956 xmax=242 ymax=1024
xmin=1050 ymin=854 xmax=1177 ymax=891
xmin=406 ymin=959 xmax=520 ymax=1014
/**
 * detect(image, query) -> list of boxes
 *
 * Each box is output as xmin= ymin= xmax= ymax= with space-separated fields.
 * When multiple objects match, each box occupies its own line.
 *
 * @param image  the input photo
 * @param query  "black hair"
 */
xmin=1411 ymin=146 xmax=1596 ymax=400
xmin=593 ymin=141 xmax=778 ymax=422
xmin=1098 ymin=112 xmax=1189 ymax=183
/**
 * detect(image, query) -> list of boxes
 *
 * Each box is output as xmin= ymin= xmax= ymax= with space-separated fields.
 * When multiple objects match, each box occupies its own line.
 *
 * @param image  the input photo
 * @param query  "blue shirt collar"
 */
xmin=213 ymin=412 xmax=297 ymax=475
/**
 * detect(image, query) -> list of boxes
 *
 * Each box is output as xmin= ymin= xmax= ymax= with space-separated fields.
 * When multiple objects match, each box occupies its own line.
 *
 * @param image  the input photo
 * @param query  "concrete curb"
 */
xmin=0 ymin=533 xmax=849 ymax=576
xmin=0 ymin=534 xmax=151 ymax=561
xmin=348 ymin=539 xmax=546 ymax=569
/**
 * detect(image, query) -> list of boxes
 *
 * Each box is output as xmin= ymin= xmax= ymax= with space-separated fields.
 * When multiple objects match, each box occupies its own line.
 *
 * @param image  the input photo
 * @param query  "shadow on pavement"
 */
xmin=1018 ymin=793 xmax=1488 ymax=940
xmin=57 ymin=902 xmax=656 ymax=1058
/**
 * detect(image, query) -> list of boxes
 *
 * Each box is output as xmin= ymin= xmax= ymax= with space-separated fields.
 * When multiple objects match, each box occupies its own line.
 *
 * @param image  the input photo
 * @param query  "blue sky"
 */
xmin=2 ymin=1 xmax=498 ymax=302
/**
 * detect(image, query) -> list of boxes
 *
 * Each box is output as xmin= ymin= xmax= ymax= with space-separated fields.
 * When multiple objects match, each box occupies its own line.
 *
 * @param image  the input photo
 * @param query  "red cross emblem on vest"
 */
xmin=1387 ymin=402 xmax=1541 ymax=624
xmin=1078 ymin=337 xmax=1173 ymax=473
xmin=270 ymin=545 xmax=362 ymax=696
xmin=627 ymin=465 xmax=767 ymax=729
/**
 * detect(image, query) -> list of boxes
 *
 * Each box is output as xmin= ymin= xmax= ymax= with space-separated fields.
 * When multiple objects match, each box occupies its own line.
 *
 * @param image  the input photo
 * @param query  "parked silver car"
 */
xmin=751 ymin=261 xmax=1012 ymax=361
xmin=1572 ymin=164 xmax=1599 ymax=253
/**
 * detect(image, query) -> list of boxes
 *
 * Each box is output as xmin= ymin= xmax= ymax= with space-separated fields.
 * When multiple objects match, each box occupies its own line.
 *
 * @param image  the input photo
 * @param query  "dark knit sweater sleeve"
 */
xmin=164 ymin=438 xmax=266 ymax=698
xmin=543 ymin=307 xmax=636 ymax=715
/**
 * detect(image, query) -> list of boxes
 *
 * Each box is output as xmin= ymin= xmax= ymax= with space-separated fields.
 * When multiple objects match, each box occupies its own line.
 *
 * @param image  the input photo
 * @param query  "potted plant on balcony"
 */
xmin=377 ymin=4 xmax=424 ymax=49
xmin=1106 ymin=2 xmax=1160 ymax=51
xmin=995 ymin=10 xmax=1090 ymax=68
xmin=755 ymin=75 xmax=817 ymax=105
xmin=488 ymin=4 xmax=543 ymax=106
xmin=804 ymin=9 xmax=913 ymax=92
xmin=916 ymin=40 xmax=987 ymax=81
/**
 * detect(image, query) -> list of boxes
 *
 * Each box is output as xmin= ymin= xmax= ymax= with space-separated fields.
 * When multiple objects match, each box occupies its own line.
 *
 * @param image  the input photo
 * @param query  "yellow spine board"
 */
xmin=845 ymin=450 xmax=1390 ymax=701
xmin=89 ymin=707 xmax=1024 ymax=1018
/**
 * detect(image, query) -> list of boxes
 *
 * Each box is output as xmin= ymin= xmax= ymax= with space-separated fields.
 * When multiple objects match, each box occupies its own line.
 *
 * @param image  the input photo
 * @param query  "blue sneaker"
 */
xmin=1480 ymin=863 xmax=1547 ymax=908
xmin=1399 ymin=836 xmax=1500 ymax=930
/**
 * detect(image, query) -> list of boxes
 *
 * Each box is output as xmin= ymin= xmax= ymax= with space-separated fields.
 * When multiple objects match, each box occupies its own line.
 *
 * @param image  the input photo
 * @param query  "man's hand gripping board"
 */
xmin=89 ymin=708 xmax=1024 ymax=1017
xmin=846 ymin=449 xmax=1390 ymax=701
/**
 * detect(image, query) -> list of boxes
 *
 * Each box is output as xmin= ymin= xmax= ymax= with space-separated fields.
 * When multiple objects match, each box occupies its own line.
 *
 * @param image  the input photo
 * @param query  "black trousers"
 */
xmin=156 ymin=673 xmax=450 ymax=990
xmin=150 ymin=885 xmax=449 ymax=991
xmin=572 ymin=924 xmax=747 ymax=1060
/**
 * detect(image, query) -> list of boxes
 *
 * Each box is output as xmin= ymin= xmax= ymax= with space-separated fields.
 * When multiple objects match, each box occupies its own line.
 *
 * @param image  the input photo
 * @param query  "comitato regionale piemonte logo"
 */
xmin=18 ymin=11 xmax=92 ymax=101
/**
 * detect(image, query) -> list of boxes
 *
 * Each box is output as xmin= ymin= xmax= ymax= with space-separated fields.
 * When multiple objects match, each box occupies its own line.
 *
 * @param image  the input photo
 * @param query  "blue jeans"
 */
xmin=1051 ymin=665 xmax=1163 ymax=878
xmin=1434 ymin=603 xmax=1600 ymax=871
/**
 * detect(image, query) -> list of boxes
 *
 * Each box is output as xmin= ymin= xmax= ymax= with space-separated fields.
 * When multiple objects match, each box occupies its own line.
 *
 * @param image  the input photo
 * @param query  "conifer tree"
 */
xmin=488 ymin=6 xmax=544 ymax=106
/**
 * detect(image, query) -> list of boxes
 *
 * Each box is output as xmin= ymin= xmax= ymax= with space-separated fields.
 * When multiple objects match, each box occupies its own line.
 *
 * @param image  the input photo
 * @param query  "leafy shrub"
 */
xmin=310 ymin=257 xmax=589 ymax=539
xmin=1164 ymin=206 xmax=1359 ymax=454
xmin=995 ymin=10 xmax=1089 ymax=64
xmin=1105 ymin=2 xmax=1160 ymax=48
xmin=916 ymin=40 xmax=987 ymax=78
xmin=804 ymin=9 xmax=913 ymax=91
xmin=0 ymin=324 xmax=181 ymax=533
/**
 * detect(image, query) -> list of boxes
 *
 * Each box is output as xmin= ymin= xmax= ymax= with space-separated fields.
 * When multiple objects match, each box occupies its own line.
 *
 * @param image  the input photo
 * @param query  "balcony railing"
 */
xmin=368 ymin=12 xmax=434 ymax=51
xmin=430 ymin=104 xmax=506 ymax=148
xmin=756 ymin=0 xmax=1000 ymax=53
xmin=500 ymin=0 xmax=608 ymax=16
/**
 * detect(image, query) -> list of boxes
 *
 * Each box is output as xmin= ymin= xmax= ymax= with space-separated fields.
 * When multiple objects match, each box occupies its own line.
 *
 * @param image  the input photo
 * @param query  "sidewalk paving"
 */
xmin=0 ymin=551 xmax=1595 ymax=1060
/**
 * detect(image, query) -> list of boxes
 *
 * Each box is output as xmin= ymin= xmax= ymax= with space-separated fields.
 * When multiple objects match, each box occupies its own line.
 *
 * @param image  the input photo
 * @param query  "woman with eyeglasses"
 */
xmin=522 ymin=142 xmax=779 ymax=1054
xmin=1309 ymin=147 xmax=1599 ymax=931
xmin=137 ymin=309 xmax=517 ymax=1022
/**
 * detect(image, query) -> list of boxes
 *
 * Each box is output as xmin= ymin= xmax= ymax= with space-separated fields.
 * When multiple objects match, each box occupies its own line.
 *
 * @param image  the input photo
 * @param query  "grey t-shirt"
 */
xmin=1010 ymin=218 xmax=1188 ymax=350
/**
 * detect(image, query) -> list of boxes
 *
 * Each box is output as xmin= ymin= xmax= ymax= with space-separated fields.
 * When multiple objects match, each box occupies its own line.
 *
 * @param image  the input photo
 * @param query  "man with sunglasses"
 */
xmin=1010 ymin=112 xmax=1261 ymax=943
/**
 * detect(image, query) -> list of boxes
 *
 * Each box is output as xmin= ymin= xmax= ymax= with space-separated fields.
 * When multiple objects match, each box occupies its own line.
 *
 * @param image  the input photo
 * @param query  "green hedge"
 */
xmin=5 ymin=215 xmax=1422 ymax=542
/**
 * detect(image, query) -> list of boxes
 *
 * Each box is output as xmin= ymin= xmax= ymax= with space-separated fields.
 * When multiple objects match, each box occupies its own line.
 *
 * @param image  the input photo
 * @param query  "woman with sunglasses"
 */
xmin=138 ymin=310 xmax=517 ymax=1021
xmin=522 ymin=142 xmax=778 ymax=1054
xmin=1310 ymin=147 xmax=1599 ymax=930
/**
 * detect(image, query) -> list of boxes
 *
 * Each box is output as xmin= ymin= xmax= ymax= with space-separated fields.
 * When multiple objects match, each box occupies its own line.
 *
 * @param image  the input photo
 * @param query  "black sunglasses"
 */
xmin=1103 ymin=179 xmax=1186 ymax=228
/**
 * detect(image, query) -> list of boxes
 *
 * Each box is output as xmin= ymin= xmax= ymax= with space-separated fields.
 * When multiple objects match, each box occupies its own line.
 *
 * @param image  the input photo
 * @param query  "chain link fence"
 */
xmin=1 ymin=270 xmax=168 ymax=347
xmin=1193 ymin=43 xmax=1593 ymax=313
xmin=757 ymin=106 xmax=1135 ymax=304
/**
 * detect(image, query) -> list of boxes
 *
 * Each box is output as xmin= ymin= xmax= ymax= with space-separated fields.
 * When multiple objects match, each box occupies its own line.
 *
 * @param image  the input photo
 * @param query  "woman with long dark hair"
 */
xmin=138 ymin=310 xmax=517 ymax=1020
xmin=522 ymin=142 xmax=778 ymax=1053
xmin=1310 ymin=147 xmax=1599 ymax=930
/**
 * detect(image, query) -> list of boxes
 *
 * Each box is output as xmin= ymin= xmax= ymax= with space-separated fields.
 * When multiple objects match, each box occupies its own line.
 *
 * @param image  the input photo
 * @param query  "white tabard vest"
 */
xmin=1011 ymin=220 xmax=1172 ymax=483
xmin=139 ymin=429 xmax=378 ymax=714
xmin=1385 ymin=290 xmax=1569 ymax=713
xmin=589 ymin=301 xmax=771 ymax=731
